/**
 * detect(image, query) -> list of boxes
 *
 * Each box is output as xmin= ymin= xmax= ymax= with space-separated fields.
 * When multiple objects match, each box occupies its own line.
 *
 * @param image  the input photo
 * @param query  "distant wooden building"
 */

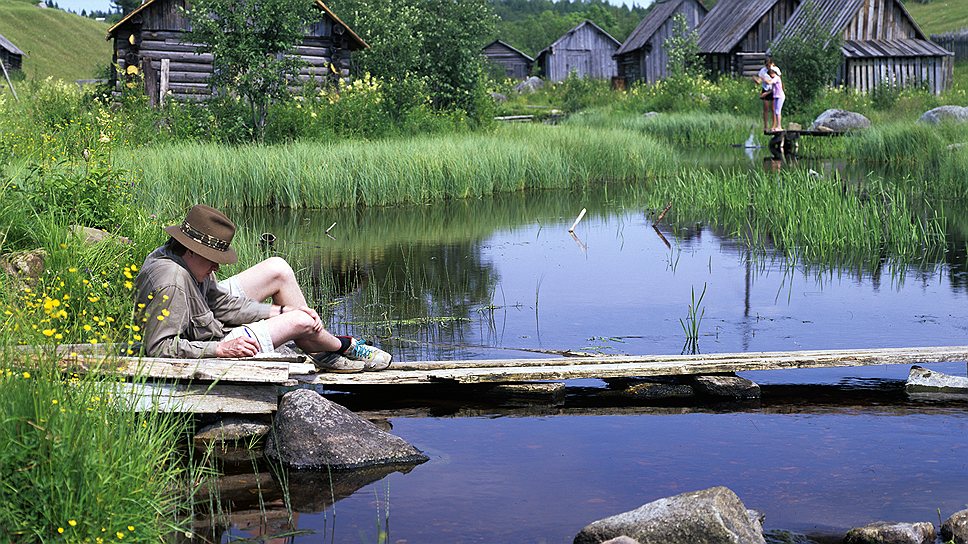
xmin=774 ymin=0 xmax=954 ymax=94
xmin=535 ymin=20 xmax=621 ymax=82
xmin=483 ymin=40 xmax=533 ymax=79
xmin=105 ymin=0 xmax=367 ymax=104
xmin=0 ymin=33 xmax=25 ymax=74
xmin=696 ymin=0 xmax=800 ymax=77
xmin=614 ymin=0 xmax=708 ymax=85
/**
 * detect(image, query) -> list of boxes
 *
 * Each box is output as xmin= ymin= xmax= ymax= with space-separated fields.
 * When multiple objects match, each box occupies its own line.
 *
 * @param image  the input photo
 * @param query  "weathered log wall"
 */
xmin=111 ymin=0 xmax=356 ymax=104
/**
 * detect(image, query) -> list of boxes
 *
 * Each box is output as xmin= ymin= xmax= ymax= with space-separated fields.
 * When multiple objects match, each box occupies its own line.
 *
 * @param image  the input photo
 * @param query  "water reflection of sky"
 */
xmin=237 ymin=194 xmax=968 ymax=543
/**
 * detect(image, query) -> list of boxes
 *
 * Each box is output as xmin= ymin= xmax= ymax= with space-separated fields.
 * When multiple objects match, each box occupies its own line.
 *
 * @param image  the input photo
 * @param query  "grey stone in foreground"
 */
xmin=844 ymin=521 xmax=935 ymax=544
xmin=763 ymin=530 xmax=817 ymax=544
xmin=942 ymin=509 xmax=968 ymax=544
xmin=573 ymin=486 xmax=766 ymax=544
xmin=918 ymin=105 xmax=968 ymax=125
xmin=264 ymin=389 xmax=429 ymax=470
xmin=195 ymin=417 xmax=271 ymax=443
xmin=905 ymin=365 xmax=968 ymax=392
xmin=601 ymin=537 xmax=640 ymax=544
xmin=693 ymin=375 xmax=761 ymax=399
xmin=808 ymin=109 xmax=871 ymax=132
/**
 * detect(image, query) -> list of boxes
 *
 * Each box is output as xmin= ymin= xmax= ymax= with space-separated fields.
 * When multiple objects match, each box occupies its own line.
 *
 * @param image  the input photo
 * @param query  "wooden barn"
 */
xmin=696 ymin=0 xmax=800 ymax=77
xmin=773 ymin=0 xmax=954 ymax=94
xmin=0 ymin=33 xmax=25 ymax=75
xmin=614 ymin=0 xmax=708 ymax=85
xmin=105 ymin=0 xmax=367 ymax=104
xmin=483 ymin=40 xmax=533 ymax=79
xmin=535 ymin=20 xmax=621 ymax=82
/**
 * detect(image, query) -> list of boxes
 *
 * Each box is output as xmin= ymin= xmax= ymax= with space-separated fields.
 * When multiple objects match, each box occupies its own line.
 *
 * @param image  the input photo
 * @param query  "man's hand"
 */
xmin=216 ymin=336 xmax=259 ymax=358
xmin=296 ymin=305 xmax=323 ymax=332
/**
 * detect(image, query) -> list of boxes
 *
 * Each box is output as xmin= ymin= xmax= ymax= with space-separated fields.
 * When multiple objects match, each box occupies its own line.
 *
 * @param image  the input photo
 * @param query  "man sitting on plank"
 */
xmin=134 ymin=204 xmax=391 ymax=373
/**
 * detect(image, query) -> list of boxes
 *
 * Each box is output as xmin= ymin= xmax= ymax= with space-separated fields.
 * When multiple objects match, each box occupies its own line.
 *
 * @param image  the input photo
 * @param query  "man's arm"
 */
xmin=140 ymin=284 xmax=220 ymax=358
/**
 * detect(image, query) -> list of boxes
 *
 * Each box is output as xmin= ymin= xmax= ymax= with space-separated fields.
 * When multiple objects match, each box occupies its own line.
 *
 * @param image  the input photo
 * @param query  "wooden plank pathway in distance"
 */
xmin=302 ymin=345 xmax=968 ymax=386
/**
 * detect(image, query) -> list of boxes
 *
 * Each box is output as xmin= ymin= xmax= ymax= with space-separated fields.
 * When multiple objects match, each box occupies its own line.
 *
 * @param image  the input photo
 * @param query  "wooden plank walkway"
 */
xmin=33 ymin=345 xmax=968 ymax=413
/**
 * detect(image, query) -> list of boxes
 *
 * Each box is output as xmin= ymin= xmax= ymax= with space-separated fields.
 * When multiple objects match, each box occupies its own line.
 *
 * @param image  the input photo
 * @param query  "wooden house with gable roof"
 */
xmin=773 ymin=0 xmax=953 ymax=94
xmin=535 ymin=20 xmax=621 ymax=82
xmin=696 ymin=0 xmax=800 ymax=77
xmin=614 ymin=0 xmax=708 ymax=85
xmin=0 ymin=33 xmax=26 ymax=75
xmin=105 ymin=0 xmax=367 ymax=104
xmin=483 ymin=39 xmax=534 ymax=79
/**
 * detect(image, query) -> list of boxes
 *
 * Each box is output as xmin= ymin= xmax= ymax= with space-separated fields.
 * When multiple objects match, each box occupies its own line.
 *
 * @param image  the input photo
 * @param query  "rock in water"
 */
xmin=573 ymin=486 xmax=766 ymax=544
xmin=942 ymin=509 xmax=968 ymax=544
xmin=844 ymin=521 xmax=935 ymax=544
xmin=264 ymin=389 xmax=429 ymax=470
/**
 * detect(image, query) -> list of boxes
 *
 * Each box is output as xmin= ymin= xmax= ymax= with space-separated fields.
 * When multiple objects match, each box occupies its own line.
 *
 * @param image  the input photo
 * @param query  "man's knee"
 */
xmin=284 ymin=310 xmax=317 ymax=337
xmin=258 ymin=256 xmax=297 ymax=284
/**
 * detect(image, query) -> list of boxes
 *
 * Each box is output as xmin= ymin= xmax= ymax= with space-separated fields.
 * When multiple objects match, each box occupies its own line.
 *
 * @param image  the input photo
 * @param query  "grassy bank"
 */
xmin=0 ymin=0 xmax=111 ymax=82
xmin=120 ymin=124 xmax=680 ymax=211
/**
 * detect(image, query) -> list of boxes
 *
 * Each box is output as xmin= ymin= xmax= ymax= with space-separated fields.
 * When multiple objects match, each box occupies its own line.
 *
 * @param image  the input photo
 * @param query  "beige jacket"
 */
xmin=135 ymin=244 xmax=271 ymax=358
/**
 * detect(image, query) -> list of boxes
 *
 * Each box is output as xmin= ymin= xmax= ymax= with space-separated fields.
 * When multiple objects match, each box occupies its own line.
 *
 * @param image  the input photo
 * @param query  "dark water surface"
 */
xmin=223 ymin=166 xmax=968 ymax=542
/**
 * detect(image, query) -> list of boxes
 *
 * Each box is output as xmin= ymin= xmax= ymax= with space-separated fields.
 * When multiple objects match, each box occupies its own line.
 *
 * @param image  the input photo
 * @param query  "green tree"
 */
xmin=110 ymin=0 xmax=140 ymax=15
xmin=184 ymin=0 xmax=321 ymax=140
xmin=664 ymin=12 xmax=701 ymax=79
xmin=770 ymin=0 xmax=843 ymax=113
xmin=331 ymin=0 xmax=496 ymax=120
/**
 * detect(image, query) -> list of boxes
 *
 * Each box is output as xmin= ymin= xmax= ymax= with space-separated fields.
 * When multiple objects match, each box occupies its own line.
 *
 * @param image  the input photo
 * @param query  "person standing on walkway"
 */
xmin=753 ymin=57 xmax=781 ymax=132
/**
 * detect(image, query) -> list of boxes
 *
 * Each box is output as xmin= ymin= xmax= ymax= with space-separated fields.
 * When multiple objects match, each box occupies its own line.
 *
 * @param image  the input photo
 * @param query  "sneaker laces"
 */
xmin=348 ymin=339 xmax=376 ymax=360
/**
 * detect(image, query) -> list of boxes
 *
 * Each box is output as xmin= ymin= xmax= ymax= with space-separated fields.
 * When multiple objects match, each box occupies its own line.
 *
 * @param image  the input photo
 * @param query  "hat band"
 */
xmin=181 ymin=220 xmax=231 ymax=252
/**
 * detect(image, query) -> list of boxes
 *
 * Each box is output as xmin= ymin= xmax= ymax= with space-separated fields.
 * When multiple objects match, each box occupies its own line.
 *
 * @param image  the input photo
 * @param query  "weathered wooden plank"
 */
xmin=57 ymin=353 xmax=313 ymax=383
xmin=115 ymin=382 xmax=278 ymax=413
xmin=298 ymin=345 xmax=968 ymax=385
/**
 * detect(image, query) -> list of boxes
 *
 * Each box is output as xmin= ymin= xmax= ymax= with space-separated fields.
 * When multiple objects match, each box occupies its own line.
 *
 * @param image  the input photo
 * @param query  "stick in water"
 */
xmin=568 ymin=208 xmax=587 ymax=233
xmin=325 ymin=222 xmax=337 ymax=234
xmin=654 ymin=202 xmax=672 ymax=225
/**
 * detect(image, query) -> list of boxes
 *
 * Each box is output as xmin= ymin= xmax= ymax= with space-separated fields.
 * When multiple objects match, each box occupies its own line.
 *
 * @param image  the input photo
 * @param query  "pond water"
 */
xmin=219 ymin=153 xmax=968 ymax=543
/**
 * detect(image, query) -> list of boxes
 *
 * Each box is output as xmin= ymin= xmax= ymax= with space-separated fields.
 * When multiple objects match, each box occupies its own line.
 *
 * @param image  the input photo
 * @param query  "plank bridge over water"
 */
xmin=46 ymin=345 xmax=968 ymax=413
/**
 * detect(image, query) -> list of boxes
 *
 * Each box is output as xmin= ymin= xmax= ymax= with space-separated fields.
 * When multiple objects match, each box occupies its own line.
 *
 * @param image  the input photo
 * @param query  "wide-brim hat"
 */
xmin=165 ymin=204 xmax=238 ymax=265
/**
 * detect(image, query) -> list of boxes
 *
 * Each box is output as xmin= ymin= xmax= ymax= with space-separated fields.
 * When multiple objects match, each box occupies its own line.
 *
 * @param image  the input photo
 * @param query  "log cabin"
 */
xmin=105 ymin=0 xmax=367 ymax=105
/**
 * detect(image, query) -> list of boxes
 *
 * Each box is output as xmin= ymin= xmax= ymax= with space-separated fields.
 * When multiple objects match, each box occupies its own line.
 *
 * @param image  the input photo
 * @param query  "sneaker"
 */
xmin=343 ymin=337 xmax=392 ymax=371
xmin=311 ymin=351 xmax=364 ymax=373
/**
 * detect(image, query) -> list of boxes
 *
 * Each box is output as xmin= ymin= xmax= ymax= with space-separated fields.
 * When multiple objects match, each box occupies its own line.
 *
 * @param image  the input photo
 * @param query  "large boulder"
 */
xmin=573 ymin=486 xmax=766 ymax=544
xmin=942 ymin=509 xmax=968 ymax=544
xmin=918 ymin=106 xmax=968 ymax=125
xmin=514 ymin=76 xmax=544 ymax=93
xmin=808 ymin=109 xmax=871 ymax=132
xmin=843 ymin=521 xmax=935 ymax=544
xmin=264 ymin=389 xmax=429 ymax=470
xmin=0 ymin=249 xmax=47 ymax=287
xmin=905 ymin=365 xmax=968 ymax=392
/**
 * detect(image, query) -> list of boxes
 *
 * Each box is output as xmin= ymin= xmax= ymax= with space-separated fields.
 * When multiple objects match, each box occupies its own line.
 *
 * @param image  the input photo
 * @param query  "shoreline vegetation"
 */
xmin=2 ymin=65 xmax=968 ymax=540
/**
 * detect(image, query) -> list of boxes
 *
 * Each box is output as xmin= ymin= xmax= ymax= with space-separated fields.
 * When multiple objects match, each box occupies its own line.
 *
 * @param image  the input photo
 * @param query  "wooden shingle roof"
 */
xmin=483 ymin=39 xmax=534 ymax=62
xmin=105 ymin=0 xmax=367 ymax=49
xmin=616 ymin=0 xmax=698 ymax=56
xmin=696 ymin=0 xmax=782 ymax=53
xmin=842 ymin=39 xmax=953 ymax=58
xmin=0 ymin=33 xmax=26 ymax=56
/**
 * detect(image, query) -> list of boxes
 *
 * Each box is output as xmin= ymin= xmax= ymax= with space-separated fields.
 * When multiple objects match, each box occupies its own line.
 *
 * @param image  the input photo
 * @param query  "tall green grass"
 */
xmin=635 ymin=167 xmax=946 ymax=267
xmin=121 ymin=124 xmax=680 ymax=211
xmin=565 ymin=110 xmax=757 ymax=147
xmin=0 ymin=351 xmax=192 ymax=542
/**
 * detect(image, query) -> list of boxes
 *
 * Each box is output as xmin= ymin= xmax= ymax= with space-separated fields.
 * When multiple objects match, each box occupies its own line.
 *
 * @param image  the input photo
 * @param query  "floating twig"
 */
xmin=568 ymin=208 xmax=587 ymax=233
xmin=652 ymin=225 xmax=671 ymax=249
xmin=325 ymin=222 xmax=337 ymax=234
xmin=654 ymin=202 xmax=672 ymax=225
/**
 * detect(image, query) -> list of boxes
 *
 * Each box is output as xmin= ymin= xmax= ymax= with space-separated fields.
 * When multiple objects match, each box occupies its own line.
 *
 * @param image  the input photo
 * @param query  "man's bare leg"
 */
xmin=228 ymin=257 xmax=342 ymax=352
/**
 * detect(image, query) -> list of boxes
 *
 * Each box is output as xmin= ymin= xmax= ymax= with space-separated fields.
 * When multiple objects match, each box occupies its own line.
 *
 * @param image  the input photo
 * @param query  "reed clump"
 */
xmin=566 ymin=109 xmax=755 ymax=147
xmin=120 ymin=124 xmax=679 ymax=211
xmin=637 ymin=167 xmax=946 ymax=267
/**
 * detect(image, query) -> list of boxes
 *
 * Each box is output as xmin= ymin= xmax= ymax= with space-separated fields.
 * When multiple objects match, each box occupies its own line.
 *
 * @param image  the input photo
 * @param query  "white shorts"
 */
xmin=219 ymin=275 xmax=275 ymax=354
